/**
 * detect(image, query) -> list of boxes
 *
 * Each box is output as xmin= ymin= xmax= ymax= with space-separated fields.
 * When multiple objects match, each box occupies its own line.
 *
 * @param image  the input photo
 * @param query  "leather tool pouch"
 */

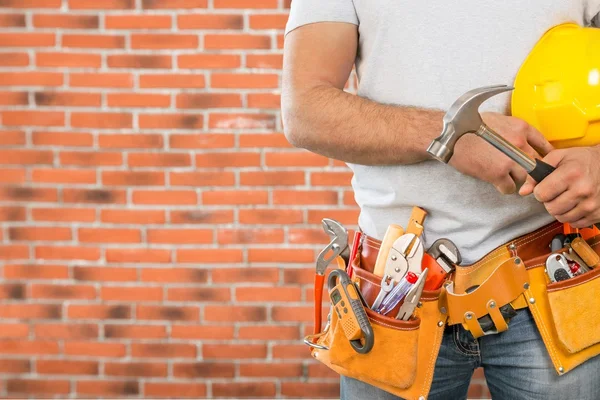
xmin=308 ymin=253 xmax=446 ymax=400
xmin=524 ymin=235 xmax=600 ymax=375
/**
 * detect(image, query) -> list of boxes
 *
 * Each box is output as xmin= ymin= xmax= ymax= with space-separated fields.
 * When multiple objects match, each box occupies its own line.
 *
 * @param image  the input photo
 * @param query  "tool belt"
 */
xmin=306 ymin=209 xmax=600 ymax=400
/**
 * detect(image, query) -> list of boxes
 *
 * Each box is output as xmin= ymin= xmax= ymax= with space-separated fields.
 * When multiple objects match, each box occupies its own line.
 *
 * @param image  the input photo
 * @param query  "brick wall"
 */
xmin=0 ymin=0 xmax=489 ymax=398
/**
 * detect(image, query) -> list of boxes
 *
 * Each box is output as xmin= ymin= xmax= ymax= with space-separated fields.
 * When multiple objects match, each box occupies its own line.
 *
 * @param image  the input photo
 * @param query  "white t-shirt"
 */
xmin=285 ymin=0 xmax=600 ymax=264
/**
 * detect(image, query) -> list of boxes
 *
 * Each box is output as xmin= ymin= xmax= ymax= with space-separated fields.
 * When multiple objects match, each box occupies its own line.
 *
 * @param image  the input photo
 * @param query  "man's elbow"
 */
xmin=281 ymin=93 xmax=311 ymax=149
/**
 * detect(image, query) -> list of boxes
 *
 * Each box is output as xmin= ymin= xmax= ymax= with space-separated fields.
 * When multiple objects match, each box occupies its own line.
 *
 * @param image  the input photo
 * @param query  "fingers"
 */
xmin=495 ymin=175 xmax=517 ymax=195
xmin=509 ymin=166 xmax=529 ymax=191
xmin=543 ymin=191 xmax=578 ymax=217
xmin=526 ymin=125 xmax=554 ymax=156
xmin=531 ymin=150 xmax=568 ymax=202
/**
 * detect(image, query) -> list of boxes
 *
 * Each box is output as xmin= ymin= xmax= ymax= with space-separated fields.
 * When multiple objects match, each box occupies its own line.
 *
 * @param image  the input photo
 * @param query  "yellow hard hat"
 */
xmin=511 ymin=23 xmax=600 ymax=149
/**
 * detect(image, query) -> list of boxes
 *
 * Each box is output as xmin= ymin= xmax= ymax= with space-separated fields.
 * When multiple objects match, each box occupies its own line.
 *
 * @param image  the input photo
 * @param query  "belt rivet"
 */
xmin=417 ymin=301 xmax=423 ymax=308
xmin=509 ymin=244 xmax=517 ymax=250
xmin=523 ymin=282 xmax=530 ymax=290
xmin=437 ymin=321 xmax=444 ymax=327
xmin=559 ymin=367 xmax=564 ymax=373
xmin=529 ymin=297 xmax=536 ymax=304
xmin=515 ymin=258 xmax=522 ymax=264
xmin=465 ymin=312 xmax=474 ymax=320
xmin=391 ymin=255 xmax=397 ymax=261
xmin=440 ymin=307 xmax=447 ymax=314
xmin=489 ymin=301 xmax=496 ymax=308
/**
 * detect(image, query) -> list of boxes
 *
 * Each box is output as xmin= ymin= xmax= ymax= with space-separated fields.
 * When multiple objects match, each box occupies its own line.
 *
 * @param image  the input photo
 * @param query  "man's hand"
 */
xmin=448 ymin=112 xmax=555 ymax=194
xmin=519 ymin=147 xmax=600 ymax=228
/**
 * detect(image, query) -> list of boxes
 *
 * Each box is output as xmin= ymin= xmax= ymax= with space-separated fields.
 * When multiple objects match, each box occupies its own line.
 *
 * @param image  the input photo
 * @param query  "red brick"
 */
xmin=108 ymin=54 xmax=171 ymax=69
xmin=205 ymin=34 xmax=270 ymax=49
xmin=0 ymin=32 xmax=54 ymax=47
xmin=204 ymin=306 xmax=266 ymax=322
xmin=128 ymin=152 xmax=191 ymax=167
xmin=34 ymin=13 xmax=98 ymax=28
xmin=71 ymin=112 xmax=132 ymax=129
xmin=248 ymin=93 xmax=281 ymax=108
xmin=239 ymin=209 xmax=303 ymax=224
xmin=62 ymin=34 xmax=125 ymax=49
xmin=102 ymin=171 xmax=165 ymax=186
xmin=178 ymin=14 xmax=243 ymax=29
xmin=0 ymin=52 xmax=29 ymax=66
xmin=214 ymin=0 xmax=277 ymax=8
xmin=69 ymin=0 xmax=134 ymax=8
xmin=217 ymin=227 xmax=282 ymax=244
xmin=137 ymin=305 xmax=199 ymax=321
xmin=212 ymin=267 xmax=278 ymax=283
xmin=170 ymin=171 xmax=235 ymax=187
xmin=0 ymin=359 xmax=30 ymax=374
xmin=74 ymin=266 xmax=137 ymax=282
xmin=35 ymin=53 xmax=102 ymax=69
xmin=0 ymin=168 xmax=25 ymax=183
xmin=240 ymin=362 xmax=303 ymax=378
xmin=60 ymin=151 xmax=123 ymax=166
xmin=35 ymin=90 xmax=101 ymax=106
xmin=196 ymin=152 xmax=260 ymax=168
xmin=105 ymin=362 xmax=167 ymax=377
xmin=0 ymin=186 xmax=58 ymax=202
xmin=0 ymin=304 xmax=61 ymax=319
xmin=0 ymin=92 xmax=27 ymax=106
xmin=70 ymin=72 xmax=133 ymax=88
xmin=241 ymin=171 xmax=305 ymax=186
xmin=0 ymin=13 xmax=24 ymax=26
xmin=170 ymin=209 xmax=234 ymax=224
xmin=344 ymin=190 xmax=358 ymax=206
xmin=283 ymin=268 xmax=313 ymax=285
xmin=307 ymin=209 xmax=360 ymax=225
xmin=101 ymin=209 xmax=165 ymax=224
xmin=106 ymin=14 xmax=171 ymax=29
xmin=173 ymin=362 xmax=234 ymax=378
xmin=78 ymin=228 xmax=141 ymax=243
xmin=209 ymin=113 xmax=276 ymax=129
xmin=236 ymin=287 xmax=301 ymax=302
xmin=31 ymin=283 xmax=96 ymax=300
xmin=0 ymin=244 xmax=27 ymax=259
xmin=311 ymin=171 xmax=353 ymax=186
xmin=178 ymin=54 xmax=240 ymax=69
xmin=272 ymin=306 xmax=313 ymax=323
xmin=0 ymin=0 xmax=61 ymax=7
xmin=99 ymin=133 xmax=163 ymax=149
xmin=144 ymin=383 xmax=206 ymax=398
xmin=0 ymin=323 xmax=28 ymax=337
xmin=203 ymin=344 xmax=267 ymax=359
xmin=8 ymin=226 xmax=71 ymax=241
xmin=212 ymin=73 xmax=278 ymax=88
xmin=0 ymin=149 xmax=53 ymax=165
xmin=107 ymin=93 xmax=170 ymax=108
xmin=176 ymin=248 xmax=243 ymax=264
xmin=246 ymin=54 xmax=283 ymax=69
xmin=168 ymin=287 xmax=230 ymax=302
xmin=308 ymin=363 xmax=339 ymax=378
xmin=139 ymin=113 xmax=203 ymax=129
xmin=32 ymin=169 xmax=96 ymax=185
xmin=105 ymin=324 xmax=166 ymax=339
xmin=35 ymin=246 xmax=100 ymax=261
xmin=140 ymin=74 xmax=205 ymax=88
xmin=238 ymin=325 xmax=299 ymax=340
xmin=239 ymin=133 xmax=292 ymax=148
xmin=288 ymin=228 xmax=330 ymax=244
xmin=267 ymin=152 xmax=330 ymax=167
xmin=250 ymin=14 xmax=289 ymax=29
xmin=0 ymin=340 xmax=59 ymax=355
xmin=141 ymin=267 xmax=208 ymax=283
xmin=61 ymin=188 xmax=127 ymax=204
xmin=37 ymin=360 xmax=98 ymax=375
xmin=34 ymin=323 xmax=98 ymax=339
xmin=101 ymin=286 xmax=162 ymax=302
xmin=142 ymin=0 xmax=207 ymax=8
xmin=132 ymin=189 xmax=197 ymax=205
xmin=32 ymin=207 xmax=95 ymax=222
xmin=171 ymin=325 xmax=234 ymax=340
xmin=3 ymin=264 xmax=68 ymax=280
xmin=249 ymin=248 xmax=314 ymax=263
xmin=131 ymin=343 xmax=196 ymax=358
xmin=212 ymin=383 xmax=276 ymax=398
xmin=0 ymin=72 xmax=62 ymax=87
xmin=106 ymin=248 xmax=171 ymax=263
xmin=147 ymin=228 xmax=212 ymax=244
xmin=177 ymin=93 xmax=242 ymax=109
xmin=3 ymin=111 xmax=64 ymax=127
xmin=76 ymin=380 xmax=140 ymax=397
xmin=68 ymin=304 xmax=131 ymax=320
xmin=281 ymin=383 xmax=340 ymax=398
xmin=132 ymin=34 xmax=198 ymax=49
xmin=7 ymin=379 xmax=69 ymax=396
xmin=272 ymin=343 xmax=308 ymax=359
xmin=64 ymin=341 xmax=126 ymax=357
xmin=273 ymin=190 xmax=338 ymax=205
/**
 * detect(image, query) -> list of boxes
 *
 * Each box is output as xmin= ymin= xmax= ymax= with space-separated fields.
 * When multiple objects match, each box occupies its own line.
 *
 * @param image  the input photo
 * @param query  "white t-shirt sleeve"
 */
xmin=285 ymin=0 xmax=359 ymax=36
xmin=585 ymin=0 xmax=600 ymax=26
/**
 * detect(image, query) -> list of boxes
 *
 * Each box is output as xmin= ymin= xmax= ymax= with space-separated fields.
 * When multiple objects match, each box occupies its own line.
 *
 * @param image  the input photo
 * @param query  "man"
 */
xmin=282 ymin=1 xmax=600 ymax=399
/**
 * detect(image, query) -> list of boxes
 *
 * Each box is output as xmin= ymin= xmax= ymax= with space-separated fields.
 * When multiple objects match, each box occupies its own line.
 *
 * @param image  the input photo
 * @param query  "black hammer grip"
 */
xmin=529 ymin=159 xmax=600 ymax=231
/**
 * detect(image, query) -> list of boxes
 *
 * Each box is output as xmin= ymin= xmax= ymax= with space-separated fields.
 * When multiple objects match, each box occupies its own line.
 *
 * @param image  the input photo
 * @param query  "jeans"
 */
xmin=340 ymin=308 xmax=600 ymax=400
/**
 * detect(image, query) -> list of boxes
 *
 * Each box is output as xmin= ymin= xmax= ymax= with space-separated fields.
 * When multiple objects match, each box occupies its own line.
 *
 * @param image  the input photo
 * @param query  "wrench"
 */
xmin=422 ymin=238 xmax=461 ymax=290
xmin=314 ymin=219 xmax=349 ymax=335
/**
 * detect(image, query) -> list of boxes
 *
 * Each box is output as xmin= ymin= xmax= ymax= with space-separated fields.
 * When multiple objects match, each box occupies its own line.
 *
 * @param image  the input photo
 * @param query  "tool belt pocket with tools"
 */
xmin=524 ymin=231 xmax=600 ymax=375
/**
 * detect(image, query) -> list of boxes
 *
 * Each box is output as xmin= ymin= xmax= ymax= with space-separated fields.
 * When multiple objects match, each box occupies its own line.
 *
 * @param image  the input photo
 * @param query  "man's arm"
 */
xmin=281 ymin=22 xmax=444 ymax=166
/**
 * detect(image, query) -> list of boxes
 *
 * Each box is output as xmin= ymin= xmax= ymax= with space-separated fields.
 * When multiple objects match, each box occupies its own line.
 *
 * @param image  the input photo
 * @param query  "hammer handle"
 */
xmin=529 ymin=159 xmax=600 ymax=231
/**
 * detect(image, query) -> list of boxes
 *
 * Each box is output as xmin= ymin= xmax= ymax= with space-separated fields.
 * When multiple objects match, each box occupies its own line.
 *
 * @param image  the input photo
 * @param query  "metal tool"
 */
xmin=396 ymin=268 xmax=428 ymax=320
xmin=546 ymin=253 xmax=575 ymax=282
xmin=377 ymin=271 xmax=419 ymax=315
xmin=328 ymin=269 xmax=374 ymax=354
xmin=566 ymin=247 xmax=590 ymax=273
xmin=427 ymin=85 xmax=600 ymax=231
xmin=571 ymin=237 xmax=600 ymax=269
xmin=314 ymin=219 xmax=349 ymax=335
xmin=422 ymin=238 xmax=461 ymax=290
xmin=550 ymin=234 xmax=567 ymax=252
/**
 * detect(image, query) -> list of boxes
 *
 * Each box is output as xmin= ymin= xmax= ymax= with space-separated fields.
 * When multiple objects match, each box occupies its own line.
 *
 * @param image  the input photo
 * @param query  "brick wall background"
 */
xmin=0 ymin=0 xmax=489 ymax=398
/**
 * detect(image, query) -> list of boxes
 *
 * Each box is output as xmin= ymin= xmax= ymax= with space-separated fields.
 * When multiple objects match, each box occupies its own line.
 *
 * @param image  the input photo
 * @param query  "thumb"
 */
xmin=519 ymin=149 xmax=565 ymax=196
xmin=519 ymin=176 xmax=536 ymax=196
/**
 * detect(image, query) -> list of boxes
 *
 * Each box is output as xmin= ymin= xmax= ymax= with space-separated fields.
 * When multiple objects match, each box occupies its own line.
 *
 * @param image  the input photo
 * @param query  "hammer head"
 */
xmin=427 ymin=85 xmax=514 ymax=163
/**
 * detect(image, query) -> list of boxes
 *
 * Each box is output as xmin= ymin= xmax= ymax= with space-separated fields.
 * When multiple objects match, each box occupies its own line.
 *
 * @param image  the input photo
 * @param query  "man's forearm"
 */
xmin=282 ymin=85 xmax=445 ymax=165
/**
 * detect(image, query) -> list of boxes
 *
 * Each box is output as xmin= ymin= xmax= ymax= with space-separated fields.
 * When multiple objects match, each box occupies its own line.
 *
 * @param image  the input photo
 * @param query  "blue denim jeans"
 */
xmin=340 ymin=308 xmax=600 ymax=400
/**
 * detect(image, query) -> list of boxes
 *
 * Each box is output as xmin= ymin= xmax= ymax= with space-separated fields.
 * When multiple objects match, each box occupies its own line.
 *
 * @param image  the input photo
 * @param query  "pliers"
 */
xmin=314 ymin=218 xmax=349 ymax=334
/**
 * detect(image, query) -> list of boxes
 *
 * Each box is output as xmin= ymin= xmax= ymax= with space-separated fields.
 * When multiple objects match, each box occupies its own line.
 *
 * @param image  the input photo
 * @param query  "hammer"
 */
xmin=427 ymin=84 xmax=600 ymax=230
